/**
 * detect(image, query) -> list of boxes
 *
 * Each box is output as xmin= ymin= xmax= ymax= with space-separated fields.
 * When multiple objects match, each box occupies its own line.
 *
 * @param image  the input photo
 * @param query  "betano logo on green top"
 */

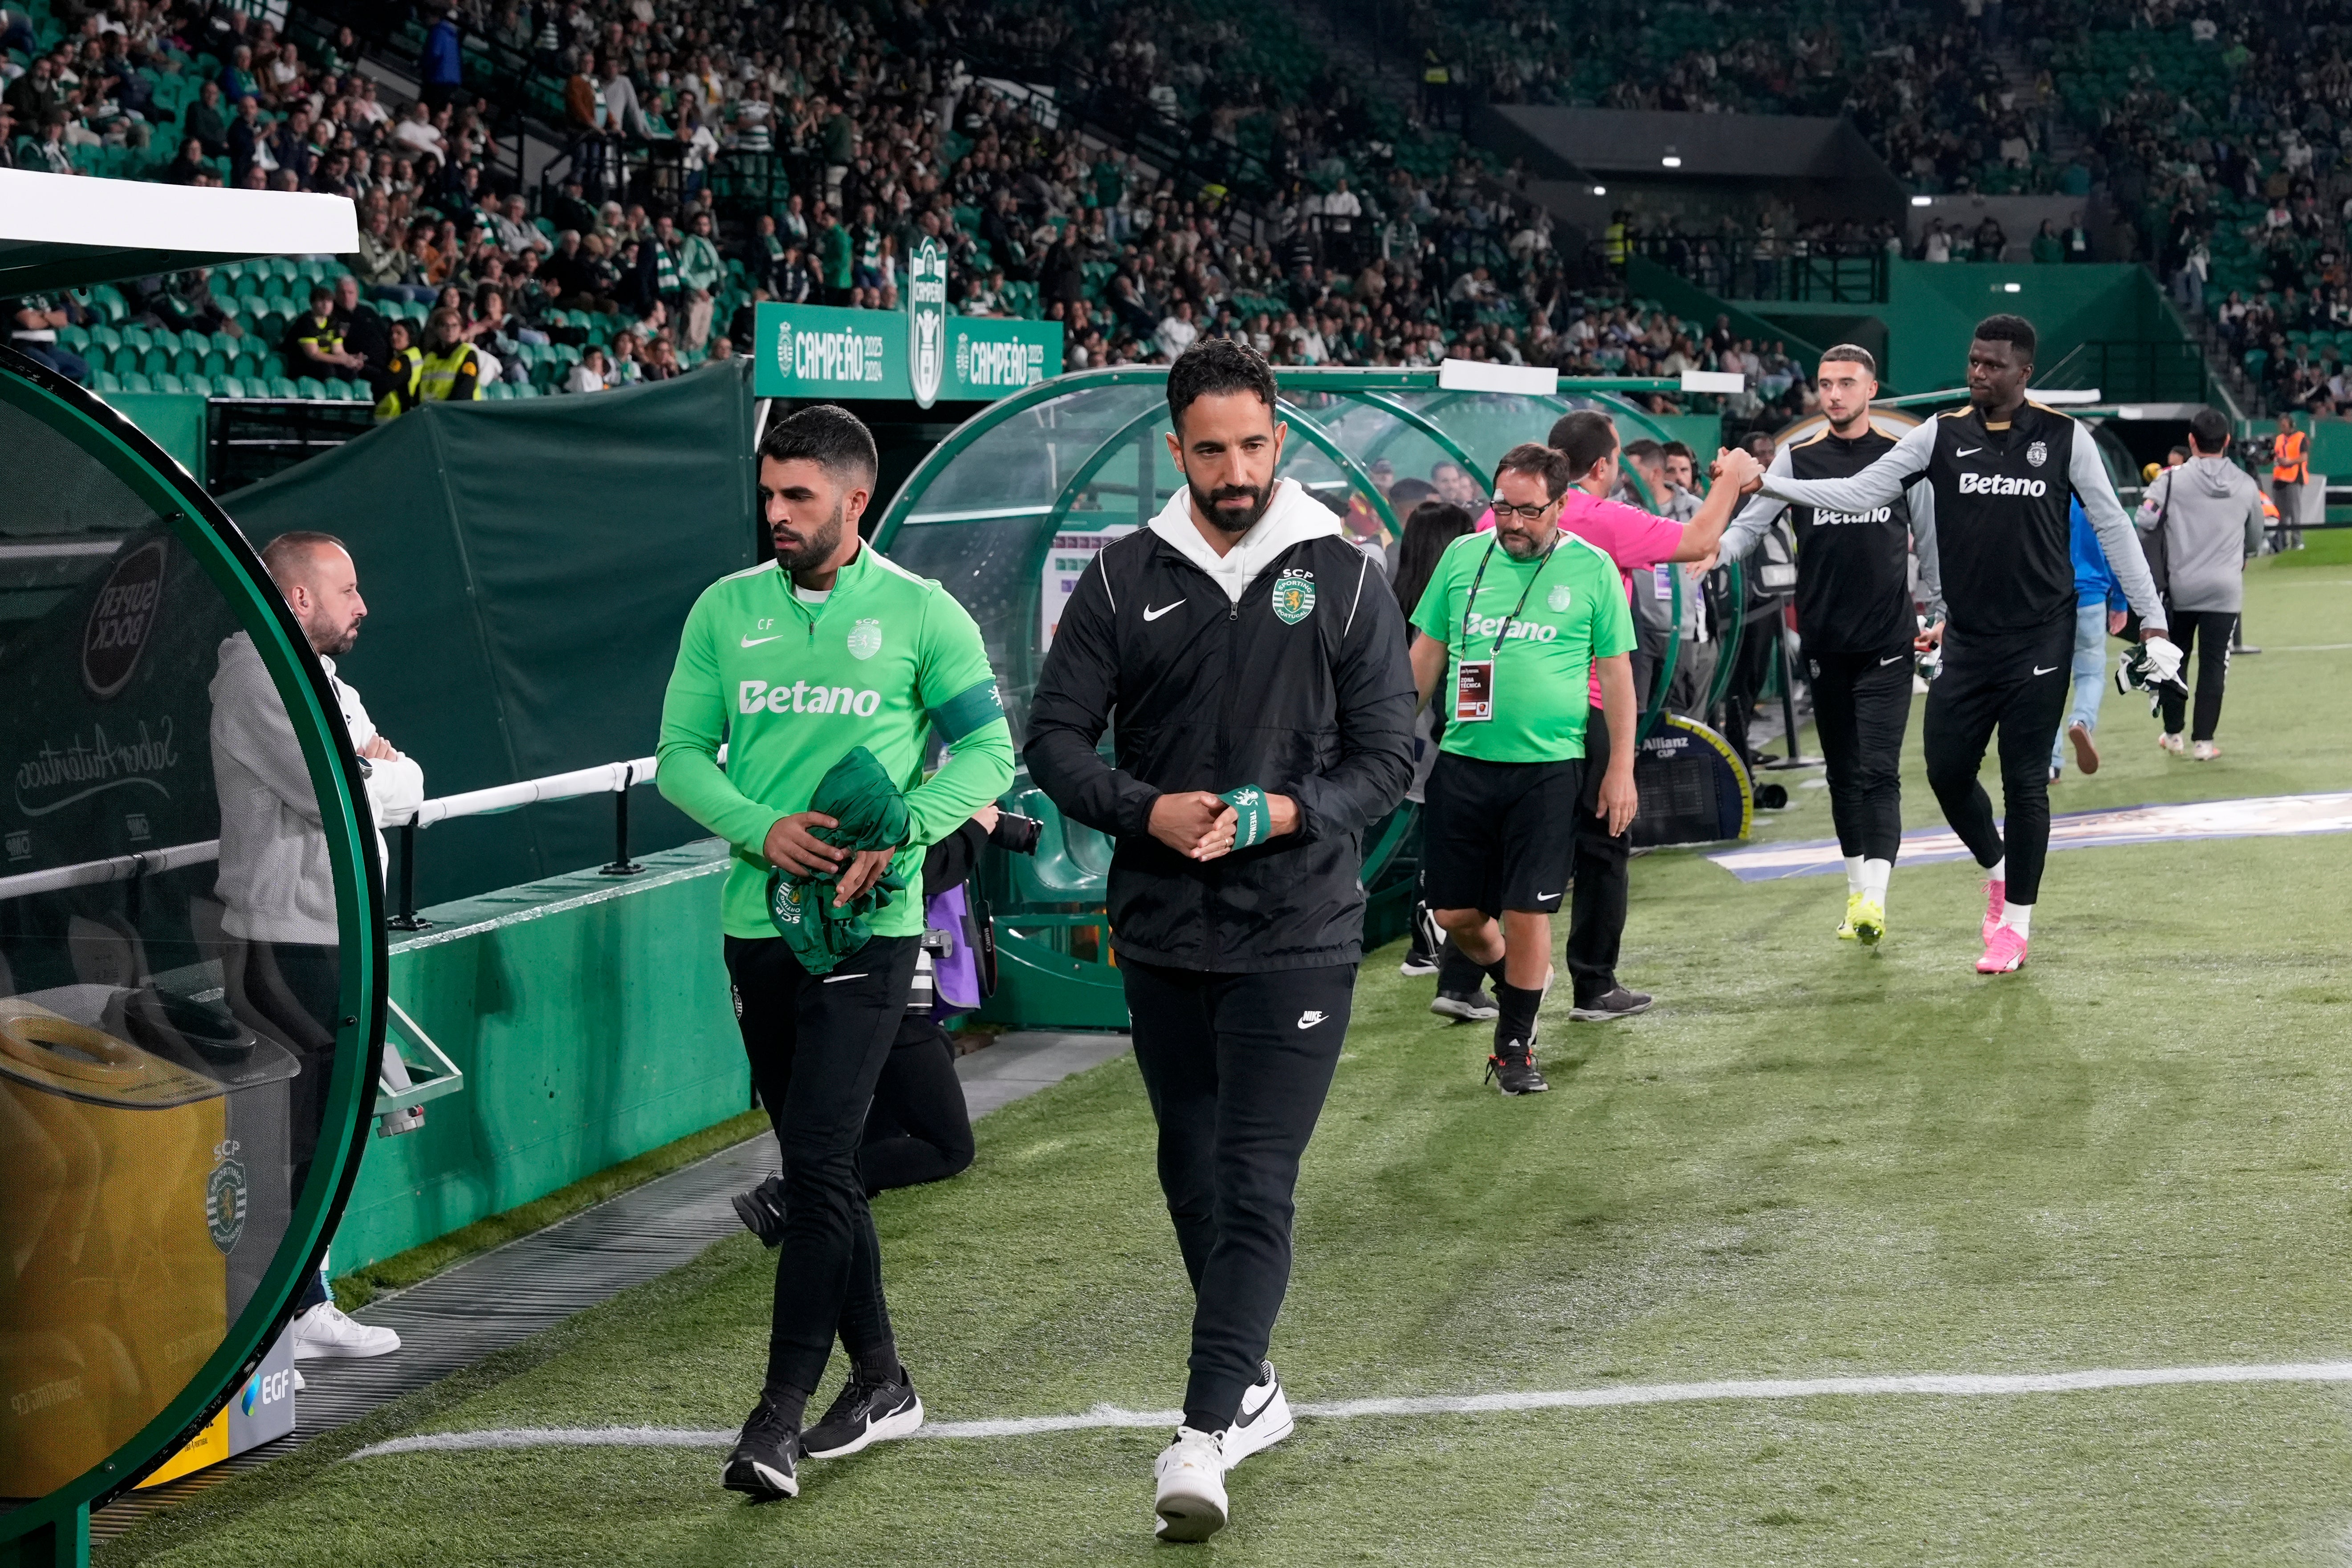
xmin=753 ymin=284 xmax=1061 ymax=404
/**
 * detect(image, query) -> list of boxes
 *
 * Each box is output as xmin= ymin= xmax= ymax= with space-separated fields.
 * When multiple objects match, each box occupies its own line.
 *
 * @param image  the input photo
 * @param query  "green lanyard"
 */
xmin=1461 ymin=533 xmax=1561 ymax=655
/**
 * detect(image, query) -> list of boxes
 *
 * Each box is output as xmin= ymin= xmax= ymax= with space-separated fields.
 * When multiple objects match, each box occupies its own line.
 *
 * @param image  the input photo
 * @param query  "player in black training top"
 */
xmin=1740 ymin=315 xmax=2181 ymax=974
xmin=1719 ymin=344 xmax=1942 ymax=947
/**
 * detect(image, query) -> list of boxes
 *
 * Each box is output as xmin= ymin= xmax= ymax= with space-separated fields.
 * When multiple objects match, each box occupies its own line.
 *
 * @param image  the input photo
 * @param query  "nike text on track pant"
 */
xmin=1121 ymin=959 xmax=1356 ymax=1432
xmin=1921 ymin=617 xmax=2074 ymax=907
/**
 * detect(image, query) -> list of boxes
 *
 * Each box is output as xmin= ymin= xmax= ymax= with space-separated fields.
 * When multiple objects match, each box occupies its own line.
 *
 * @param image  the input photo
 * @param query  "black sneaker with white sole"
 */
xmin=801 ymin=1363 xmax=925 ymax=1459
xmin=732 ymin=1174 xmax=787 ymax=1247
xmin=1568 ymin=986 xmax=1653 ymax=1022
xmin=1430 ymin=987 xmax=1499 ymax=1022
xmin=1398 ymin=903 xmax=1442 ymax=977
xmin=1219 ymin=1361 xmax=1295 ymax=1465
xmin=1485 ymin=1048 xmax=1550 ymax=1095
xmin=722 ymin=1394 xmax=801 ymax=1499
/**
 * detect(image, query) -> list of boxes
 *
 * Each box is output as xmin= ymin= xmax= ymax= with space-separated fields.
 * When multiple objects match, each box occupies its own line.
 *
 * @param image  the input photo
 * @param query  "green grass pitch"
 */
xmin=101 ymin=547 xmax=2352 ymax=1567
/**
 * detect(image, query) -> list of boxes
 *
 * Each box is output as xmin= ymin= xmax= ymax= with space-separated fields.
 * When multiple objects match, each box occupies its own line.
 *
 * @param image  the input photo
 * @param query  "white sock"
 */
xmin=1999 ymin=900 xmax=2032 ymax=936
xmin=1861 ymin=858 xmax=1892 ymax=902
xmin=1843 ymin=855 xmax=1866 ymax=895
xmin=1989 ymin=857 xmax=2006 ymax=884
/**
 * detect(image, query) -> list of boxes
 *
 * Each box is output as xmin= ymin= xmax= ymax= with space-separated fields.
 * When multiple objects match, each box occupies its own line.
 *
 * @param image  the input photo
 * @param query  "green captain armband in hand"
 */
xmin=1221 ymin=784 xmax=1273 ymax=850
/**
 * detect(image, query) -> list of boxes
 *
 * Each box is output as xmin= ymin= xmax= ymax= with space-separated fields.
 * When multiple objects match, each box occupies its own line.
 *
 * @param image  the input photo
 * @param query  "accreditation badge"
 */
xmin=1454 ymin=658 xmax=1494 ymax=723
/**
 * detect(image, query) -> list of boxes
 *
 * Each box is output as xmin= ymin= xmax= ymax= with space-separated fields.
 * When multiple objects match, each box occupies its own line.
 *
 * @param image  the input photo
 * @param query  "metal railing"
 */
xmin=0 ymin=752 xmax=678 ymax=928
xmin=1616 ymin=237 xmax=1891 ymax=305
xmin=2037 ymin=340 xmax=2210 ymax=405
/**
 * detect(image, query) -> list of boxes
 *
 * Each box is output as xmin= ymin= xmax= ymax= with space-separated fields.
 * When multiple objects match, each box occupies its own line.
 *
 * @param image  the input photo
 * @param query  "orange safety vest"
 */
xmin=2273 ymin=428 xmax=2309 ymax=484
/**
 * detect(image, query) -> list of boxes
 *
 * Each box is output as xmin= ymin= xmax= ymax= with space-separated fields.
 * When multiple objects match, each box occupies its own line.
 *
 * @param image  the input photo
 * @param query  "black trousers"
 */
xmin=1123 ymin=959 xmax=1355 ymax=1431
xmin=1921 ymin=618 xmax=2072 ymax=906
xmin=1567 ymin=703 xmax=1629 ymax=1006
xmin=860 ymin=1015 xmax=976 ymax=1196
xmin=725 ymin=932 xmax=920 ymax=1396
xmin=1807 ymin=645 xmax=1915 ymax=863
xmin=251 ymin=941 xmax=339 ymax=1311
xmin=2158 ymin=609 xmax=2236 ymax=743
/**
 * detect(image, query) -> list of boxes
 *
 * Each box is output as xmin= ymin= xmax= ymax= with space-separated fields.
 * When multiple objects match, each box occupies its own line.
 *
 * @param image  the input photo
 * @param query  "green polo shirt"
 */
xmin=656 ymin=543 xmax=1014 ymax=939
xmin=1411 ymin=527 xmax=1635 ymax=763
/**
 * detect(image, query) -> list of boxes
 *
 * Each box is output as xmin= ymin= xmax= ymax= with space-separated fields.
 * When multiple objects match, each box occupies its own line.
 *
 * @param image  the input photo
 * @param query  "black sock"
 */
xmin=853 ymin=1343 xmax=903 ymax=1386
xmin=1493 ymin=982 xmax=1543 ymax=1058
xmin=761 ymin=1381 xmax=812 ymax=1430
xmin=1435 ymin=937 xmax=1487 ymax=995
xmin=1483 ymin=958 xmax=1510 ymax=991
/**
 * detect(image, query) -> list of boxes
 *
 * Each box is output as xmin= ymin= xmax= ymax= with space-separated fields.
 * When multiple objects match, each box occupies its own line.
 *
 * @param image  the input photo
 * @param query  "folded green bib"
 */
xmin=765 ymin=745 xmax=910 ymax=975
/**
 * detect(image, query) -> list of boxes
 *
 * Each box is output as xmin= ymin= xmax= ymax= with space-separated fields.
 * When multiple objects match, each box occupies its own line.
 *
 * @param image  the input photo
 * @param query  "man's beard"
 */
xmin=1497 ymin=524 xmax=1553 ymax=561
xmin=1190 ymin=479 xmax=1271 ymax=536
xmin=774 ymin=498 xmax=846 ymax=573
xmin=308 ymin=614 xmax=359 ymax=656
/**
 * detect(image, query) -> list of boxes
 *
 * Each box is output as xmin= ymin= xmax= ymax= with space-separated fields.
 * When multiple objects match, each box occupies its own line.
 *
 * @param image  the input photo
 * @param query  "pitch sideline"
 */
xmin=344 ymin=1360 xmax=2352 ymax=1460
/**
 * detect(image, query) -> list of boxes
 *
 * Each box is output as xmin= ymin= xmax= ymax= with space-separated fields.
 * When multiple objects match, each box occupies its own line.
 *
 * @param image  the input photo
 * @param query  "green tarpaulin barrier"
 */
xmin=225 ymin=360 xmax=761 ymax=907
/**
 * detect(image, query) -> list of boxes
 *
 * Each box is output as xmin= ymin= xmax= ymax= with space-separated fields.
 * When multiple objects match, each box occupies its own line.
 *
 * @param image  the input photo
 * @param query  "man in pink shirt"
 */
xmin=1432 ymin=410 xmax=1757 ymax=1024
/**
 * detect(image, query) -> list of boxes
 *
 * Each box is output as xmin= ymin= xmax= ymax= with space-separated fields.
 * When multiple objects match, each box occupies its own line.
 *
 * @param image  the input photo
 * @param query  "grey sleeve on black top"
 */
xmin=2070 ymin=422 xmax=2165 ymax=626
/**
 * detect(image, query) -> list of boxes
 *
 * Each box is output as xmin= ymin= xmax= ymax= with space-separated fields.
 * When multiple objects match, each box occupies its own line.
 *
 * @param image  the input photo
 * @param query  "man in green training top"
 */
xmin=656 ymin=404 xmax=1014 ymax=1502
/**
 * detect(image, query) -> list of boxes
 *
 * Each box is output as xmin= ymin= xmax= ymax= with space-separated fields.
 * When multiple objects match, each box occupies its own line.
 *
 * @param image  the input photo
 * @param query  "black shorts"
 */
xmin=1420 ymin=750 xmax=1583 ymax=917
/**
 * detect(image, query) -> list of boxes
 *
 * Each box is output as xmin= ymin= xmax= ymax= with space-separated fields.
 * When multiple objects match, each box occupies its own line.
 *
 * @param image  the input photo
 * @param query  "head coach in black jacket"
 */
xmin=1023 ymin=339 xmax=1415 ymax=1543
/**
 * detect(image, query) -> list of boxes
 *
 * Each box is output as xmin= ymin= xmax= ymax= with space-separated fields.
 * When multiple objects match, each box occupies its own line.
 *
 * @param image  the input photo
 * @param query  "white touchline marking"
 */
xmin=343 ymin=1361 xmax=2352 ymax=1461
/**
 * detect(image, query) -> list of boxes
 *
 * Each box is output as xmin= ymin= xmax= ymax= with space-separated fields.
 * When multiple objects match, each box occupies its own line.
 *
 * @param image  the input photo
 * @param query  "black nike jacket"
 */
xmin=1022 ymin=524 xmax=1416 ymax=973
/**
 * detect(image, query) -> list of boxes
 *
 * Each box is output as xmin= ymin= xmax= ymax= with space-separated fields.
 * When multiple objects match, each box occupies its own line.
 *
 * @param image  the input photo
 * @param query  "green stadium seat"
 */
xmin=86 ymin=285 xmax=126 ymax=323
xmin=210 ymin=329 xmax=240 ymax=357
xmin=513 ymin=382 xmax=540 ymax=398
xmin=323 ymin=379 xmax=354 ymax=401
xmin=295 ymin=375 xmax=328 ymax=399
xmin=266 ymin=375 xmax=298 ymax=398
xmin=88 ymin=324 xmax=120 ymax=355
xmin=91 ymin=369 xmax=121 ymax=393
xmin=57 ymin=324 xmax=89 ymax=351
xmin=202 ymin=349 xmax=227 ymax=379
xmin=216 ymin=375 xmax=245 ymax=398
xmin=268 ymin=257 xmax=299 ymax=283
xmin=139 ymin=346 xmax=170 ymax=379
xmin=121 ymin=372 xmax=151 ymax=393
xmin=184 ymin=374 xmax=213 ymax=397
xmin=484 ymin=381 xmax=512 ymax=399
xmin=107 ymin=344 xmax=141 ymax=376
xmin=233 ymin=272 xmax=263 ymax=300
xmin=155 ymin=372 xmax=184 ymax=394
xmin=122 ymin=324 xmax=153 ymax=353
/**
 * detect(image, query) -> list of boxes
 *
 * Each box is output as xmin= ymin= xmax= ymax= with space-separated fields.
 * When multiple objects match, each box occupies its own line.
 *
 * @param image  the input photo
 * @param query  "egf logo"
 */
xmin=242 ymin=1366 xmax=292 ymax=1416
xmin=740 ymin=678 xmax=882 ymax=717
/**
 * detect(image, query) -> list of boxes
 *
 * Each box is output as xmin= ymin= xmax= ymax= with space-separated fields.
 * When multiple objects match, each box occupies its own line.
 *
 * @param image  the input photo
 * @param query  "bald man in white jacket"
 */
xmin=209 ymin=529 xmax=419 ymax=1363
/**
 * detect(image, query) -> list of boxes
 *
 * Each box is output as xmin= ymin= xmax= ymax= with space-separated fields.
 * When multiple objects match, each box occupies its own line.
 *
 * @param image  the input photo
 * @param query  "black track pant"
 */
xmin=725 ymin=932 xmax=920 ymax=1397
xmin=1921 ymin=618 xmax=2072 ymax=906
xmin=1807 ymin=645 xmax=1915 ymax=862
xmin=1123 ymin=959 xmax=1355 ymax=1432
xmin=1567 ymin=703 xmax=1628 ymax=1006
xmin=860 ymin=1016 xmax=976 ymax=1196
xmin=2158 ymin=609 xmax=2236 ymax=743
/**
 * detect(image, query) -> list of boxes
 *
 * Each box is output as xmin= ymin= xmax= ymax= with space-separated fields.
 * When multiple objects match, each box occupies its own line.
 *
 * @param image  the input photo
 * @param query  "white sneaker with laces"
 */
xmin=2157 ymin=731 xmax=2186 ymax=756
xmin=1219 ymin=1361 xmax=1294 ymax=1466
xmin=2191 ymin=739 xmax=2221 ymax=762
xmin=1152 ymin=1426 xmax=1229 ymax=1542
xmin=290 ymin=1301 xmax=402 ymax=1361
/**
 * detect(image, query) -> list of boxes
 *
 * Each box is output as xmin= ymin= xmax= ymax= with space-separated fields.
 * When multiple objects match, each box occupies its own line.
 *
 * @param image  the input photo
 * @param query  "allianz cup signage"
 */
xmin=754 ymin=293 xmax=1060 ymax=403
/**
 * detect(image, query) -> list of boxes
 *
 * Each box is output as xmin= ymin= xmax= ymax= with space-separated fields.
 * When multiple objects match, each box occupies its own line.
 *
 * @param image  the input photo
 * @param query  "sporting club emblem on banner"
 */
xmin=907 ymin=238 xmax=948 ymax=409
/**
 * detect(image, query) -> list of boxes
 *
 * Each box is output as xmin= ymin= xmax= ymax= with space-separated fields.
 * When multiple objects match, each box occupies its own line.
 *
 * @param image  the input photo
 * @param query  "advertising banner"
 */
xmin=753 ymin=292 xmax=1061 ymax=404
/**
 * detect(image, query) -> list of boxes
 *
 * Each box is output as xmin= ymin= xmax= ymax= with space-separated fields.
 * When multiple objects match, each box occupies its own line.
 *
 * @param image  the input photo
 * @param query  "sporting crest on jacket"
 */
xmin=2026 ymin=439 xmax=2048 ymax=468
xmin=1271 ymin=569 xmax=1316 ymax=625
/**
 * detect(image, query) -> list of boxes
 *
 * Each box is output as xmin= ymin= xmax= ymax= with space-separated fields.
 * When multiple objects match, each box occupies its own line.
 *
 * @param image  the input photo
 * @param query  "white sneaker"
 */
xmin=2191 ymin=739 xmax=2221 ymax=762
xmin=2157 ymin=731 xmax=2186 ymax=756
xmin=291 ymin=1302 xmax=401 ymax=1361
xmin=1220 ymin=1361 xmax=1295 ymax=1466
xmin=1152 ymin=1426 xmax=1229 ymax=1542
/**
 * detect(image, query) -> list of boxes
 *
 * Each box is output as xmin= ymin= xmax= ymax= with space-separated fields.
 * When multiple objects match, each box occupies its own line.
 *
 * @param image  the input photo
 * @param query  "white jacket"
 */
xmin=209 ymin=632 xmax=424 ymax=944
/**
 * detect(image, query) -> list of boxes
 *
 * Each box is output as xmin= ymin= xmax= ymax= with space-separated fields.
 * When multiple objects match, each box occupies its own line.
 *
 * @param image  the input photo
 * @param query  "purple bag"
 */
xmin=926 ymin=882 xmax=985 ymax=1013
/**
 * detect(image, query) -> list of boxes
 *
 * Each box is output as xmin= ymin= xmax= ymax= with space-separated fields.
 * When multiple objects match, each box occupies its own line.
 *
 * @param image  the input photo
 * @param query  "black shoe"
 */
xmin=802 ymin=1363 xmax=925 ymax=1459
xmin=732 ymin=1174 xmax=786 ymax=1247
xmin=1484 ymin=1045 xmax=1550 ymax=1096
xmin=1430 ymin=987 xmax=1499 ymax=1022
xmin=1569 ymin=986 xmax=1653 ymax=1022
xmin=1399 ymin=904 xmax=1441 ymax=976
xmin=723 ymin=1394 xmax=801 ymax=1499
